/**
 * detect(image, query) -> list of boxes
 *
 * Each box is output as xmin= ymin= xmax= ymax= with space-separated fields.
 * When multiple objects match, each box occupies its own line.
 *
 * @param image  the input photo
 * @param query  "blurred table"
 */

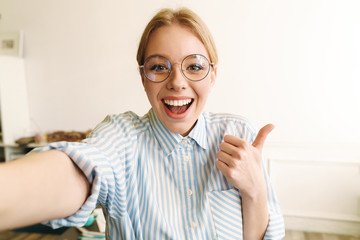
xmin=0 ymin=222 xmax=100 ymax=240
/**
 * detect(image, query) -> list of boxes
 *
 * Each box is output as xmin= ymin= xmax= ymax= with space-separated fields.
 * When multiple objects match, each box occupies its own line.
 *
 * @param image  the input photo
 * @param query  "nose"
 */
xmin=166 ymin=63 xmax=188 ymax=91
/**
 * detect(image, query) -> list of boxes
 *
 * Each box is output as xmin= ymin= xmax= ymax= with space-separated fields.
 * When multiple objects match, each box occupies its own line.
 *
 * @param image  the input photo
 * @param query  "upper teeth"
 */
xmin=164 ymin=99 xmax=192 ymax=106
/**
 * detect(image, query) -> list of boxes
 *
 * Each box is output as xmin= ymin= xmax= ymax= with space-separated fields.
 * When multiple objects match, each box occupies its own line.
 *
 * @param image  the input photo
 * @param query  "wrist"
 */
xmin=241 ymin=184 xmax=267 ymax=203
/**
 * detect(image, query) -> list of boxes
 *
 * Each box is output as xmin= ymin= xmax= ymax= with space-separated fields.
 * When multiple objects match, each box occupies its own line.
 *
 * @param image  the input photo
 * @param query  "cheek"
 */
xmin=143 ymin=81 xmax=152 ymax=93
xmin=144 ymin=83 xmax=160 ymax=101
xmin=194 ymin=82 xmax=212 ymax=99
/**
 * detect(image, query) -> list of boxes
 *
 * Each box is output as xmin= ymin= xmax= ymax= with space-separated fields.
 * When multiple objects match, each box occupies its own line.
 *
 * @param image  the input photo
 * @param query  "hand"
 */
xmin=216 ymin=124 xmax=274 ymax=198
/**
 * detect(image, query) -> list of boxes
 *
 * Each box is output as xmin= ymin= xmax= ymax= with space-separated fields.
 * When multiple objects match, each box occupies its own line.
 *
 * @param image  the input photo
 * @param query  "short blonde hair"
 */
xmin=137 ymin=8 xmax=218 ymax=66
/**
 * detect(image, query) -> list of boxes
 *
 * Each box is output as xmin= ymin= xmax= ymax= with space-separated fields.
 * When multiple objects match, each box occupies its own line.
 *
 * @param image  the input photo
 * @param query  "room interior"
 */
xmin=0 ymin=0 xmax=359 ymax=239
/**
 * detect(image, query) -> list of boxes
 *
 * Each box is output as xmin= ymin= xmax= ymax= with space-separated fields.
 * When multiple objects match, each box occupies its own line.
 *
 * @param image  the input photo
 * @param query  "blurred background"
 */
xmin=0 ymin=0 xmax=359 ymax=237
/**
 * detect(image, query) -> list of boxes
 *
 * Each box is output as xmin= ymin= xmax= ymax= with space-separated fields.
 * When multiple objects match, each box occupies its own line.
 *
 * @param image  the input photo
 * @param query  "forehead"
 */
xmin=145 ymin=24 xmax=209 ymax=61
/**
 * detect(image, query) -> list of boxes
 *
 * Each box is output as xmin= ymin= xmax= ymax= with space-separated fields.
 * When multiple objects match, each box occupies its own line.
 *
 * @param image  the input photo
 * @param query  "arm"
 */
xmin=216 ymin=124 xmax=274 ymax=240
xmin=0 ymin=150 xmax=90 ymax=231
xmin=241 ymin=181 xmax=269 ymax=240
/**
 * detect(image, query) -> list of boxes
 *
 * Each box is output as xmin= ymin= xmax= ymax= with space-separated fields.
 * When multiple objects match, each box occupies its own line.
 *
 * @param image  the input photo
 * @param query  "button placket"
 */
xmin=180 ymin=137 xmax=197 ymax=237
xmin=183 ymin=148 xmax=193 ymax=199
xmin=181 ymin=138 xmax=191 ymax=163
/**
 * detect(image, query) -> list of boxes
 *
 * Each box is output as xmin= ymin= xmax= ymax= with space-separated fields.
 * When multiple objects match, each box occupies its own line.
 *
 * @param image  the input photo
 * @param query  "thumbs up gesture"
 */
xmin=216 ymin=124 xmax=274 ymax=197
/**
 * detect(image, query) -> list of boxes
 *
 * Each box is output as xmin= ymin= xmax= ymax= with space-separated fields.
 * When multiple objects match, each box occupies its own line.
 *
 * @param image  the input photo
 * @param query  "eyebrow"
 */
xmin=144 ymin=54 xmax=170 ymax=60
xmin=144 ymin=54 xmax=205 ymax=63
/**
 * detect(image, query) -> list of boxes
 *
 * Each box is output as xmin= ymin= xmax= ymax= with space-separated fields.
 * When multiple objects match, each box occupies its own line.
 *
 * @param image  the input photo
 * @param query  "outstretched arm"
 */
xmin=217 ymin=124 xmax=275 ymax=240
xmin=0 ymin=150 xmax=90 ymax=231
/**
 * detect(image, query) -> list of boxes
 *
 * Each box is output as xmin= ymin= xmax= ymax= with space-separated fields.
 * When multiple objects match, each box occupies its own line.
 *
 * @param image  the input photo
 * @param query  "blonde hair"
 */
xmin=137 ymin=8 xmax=218 ymax=66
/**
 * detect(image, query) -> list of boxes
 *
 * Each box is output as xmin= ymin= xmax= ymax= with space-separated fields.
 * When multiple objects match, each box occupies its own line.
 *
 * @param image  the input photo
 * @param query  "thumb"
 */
xmin=252 ymin=124 xmax=275 ymax=151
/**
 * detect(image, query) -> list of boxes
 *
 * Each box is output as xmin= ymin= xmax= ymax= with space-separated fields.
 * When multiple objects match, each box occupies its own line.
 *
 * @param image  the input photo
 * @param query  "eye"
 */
xmin=187 ymin=64 xmax=204 ymax=71
xmin=149 ymin=64 xmax=169 ymax=72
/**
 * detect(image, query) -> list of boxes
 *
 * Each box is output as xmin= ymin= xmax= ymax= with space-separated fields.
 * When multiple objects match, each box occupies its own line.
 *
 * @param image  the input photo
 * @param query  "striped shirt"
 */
xmin=40 ymin=109 xmax=285 ymax=239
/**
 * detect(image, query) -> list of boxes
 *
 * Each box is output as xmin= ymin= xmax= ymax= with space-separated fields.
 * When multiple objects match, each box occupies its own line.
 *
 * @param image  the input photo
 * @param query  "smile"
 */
xmin=162 ymin=98 xmax=194 ymax=117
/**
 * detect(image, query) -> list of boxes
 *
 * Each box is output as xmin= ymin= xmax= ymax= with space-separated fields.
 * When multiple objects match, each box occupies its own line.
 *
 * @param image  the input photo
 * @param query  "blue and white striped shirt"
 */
xmin=41 ymin=109 xmax=285 ymax=239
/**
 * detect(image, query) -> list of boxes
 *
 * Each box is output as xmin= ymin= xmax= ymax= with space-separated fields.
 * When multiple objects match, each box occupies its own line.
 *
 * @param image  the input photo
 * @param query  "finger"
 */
xmin=252 ymin=124 xmax=275 ymax=150
xmin=216 ymin=150 xmax=233 ymax=167
xmin=223 ymin=135 xmax=248 ymax=148
xmin=219 ymin=141 xmax=242 ymax=156
xmin=216 ymin=160 xmax=230 ymax=176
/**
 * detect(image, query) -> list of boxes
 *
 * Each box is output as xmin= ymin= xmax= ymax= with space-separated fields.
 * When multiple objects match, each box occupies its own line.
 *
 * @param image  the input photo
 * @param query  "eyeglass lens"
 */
xmin=143 ymin=54 xmax=211 ymax=82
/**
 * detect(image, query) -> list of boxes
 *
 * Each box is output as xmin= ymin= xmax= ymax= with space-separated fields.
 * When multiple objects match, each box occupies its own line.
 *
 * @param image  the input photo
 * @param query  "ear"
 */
xmin=209 ymin=65 xmax=217 ymax=87
xmin=140 ymin=70 xmax=146 ymax=87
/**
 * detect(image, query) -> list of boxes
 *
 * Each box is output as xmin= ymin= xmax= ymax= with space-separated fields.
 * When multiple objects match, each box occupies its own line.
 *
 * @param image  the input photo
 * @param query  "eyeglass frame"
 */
xmin=139 ymin=54 xmax=215 ymax=83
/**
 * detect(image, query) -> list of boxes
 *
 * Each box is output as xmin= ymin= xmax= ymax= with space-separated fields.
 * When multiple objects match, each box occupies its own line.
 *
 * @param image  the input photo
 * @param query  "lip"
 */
xmin=162 ymin=96 xmax=194 ymax=119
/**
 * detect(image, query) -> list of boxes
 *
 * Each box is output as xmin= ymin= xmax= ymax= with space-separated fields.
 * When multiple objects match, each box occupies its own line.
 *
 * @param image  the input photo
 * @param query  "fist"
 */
xmin=216 ymin=124 xmax=274 ymax=197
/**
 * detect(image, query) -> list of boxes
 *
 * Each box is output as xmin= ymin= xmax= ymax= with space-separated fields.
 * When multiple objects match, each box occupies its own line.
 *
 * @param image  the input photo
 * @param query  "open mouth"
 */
xmin=163 ymin=99 xmax=194 ymax=114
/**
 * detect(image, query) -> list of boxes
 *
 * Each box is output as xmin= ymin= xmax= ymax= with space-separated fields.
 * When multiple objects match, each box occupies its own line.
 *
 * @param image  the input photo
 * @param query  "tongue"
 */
xmin=168 ymin=105 xmax=188 ymax=114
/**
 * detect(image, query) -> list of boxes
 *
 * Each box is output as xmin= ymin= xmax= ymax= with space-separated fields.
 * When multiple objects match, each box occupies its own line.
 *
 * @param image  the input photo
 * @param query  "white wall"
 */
xmin=0 ymin=0 xmax=359 ymax=146
xmin=1 ymin=0 xmax=360 ymax=234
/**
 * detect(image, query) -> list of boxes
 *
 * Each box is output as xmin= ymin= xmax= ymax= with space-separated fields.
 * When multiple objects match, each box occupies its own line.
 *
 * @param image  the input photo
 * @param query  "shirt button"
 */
xmin=181 ymin=138 xmax=188 ymax=145
xmin=184 ymin=156 xmax=190 ymax=162
xmin=190 ymin=222 xmax=197 ymax=228
xmin=187 ymin=189 xmax=193 ymax=196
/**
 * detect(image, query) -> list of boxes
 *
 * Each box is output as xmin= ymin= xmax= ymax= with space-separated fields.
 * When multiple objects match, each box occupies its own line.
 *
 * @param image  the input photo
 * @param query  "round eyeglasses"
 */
xmin=139 ymin=54 xmax=214 ymax=83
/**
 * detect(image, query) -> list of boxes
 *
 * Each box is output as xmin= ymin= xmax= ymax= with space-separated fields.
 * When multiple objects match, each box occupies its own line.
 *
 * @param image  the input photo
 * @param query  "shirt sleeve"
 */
xmin=34 ymin=114 xmax=135 ymax=229
xmin=35 ymin=140 xmax=116 ymax=228
xmin=261 ymin=155 xmax=285 ymax=239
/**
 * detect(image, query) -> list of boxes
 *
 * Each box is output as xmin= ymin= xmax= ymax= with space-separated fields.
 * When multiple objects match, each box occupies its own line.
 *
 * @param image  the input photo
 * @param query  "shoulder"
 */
xmin=88 ymin=111 xmax=150 ymax=138
xmin=202 ymin=112 xmax=257 ymax=141
xmin=203 ymin=112 xmax=255 ymax=129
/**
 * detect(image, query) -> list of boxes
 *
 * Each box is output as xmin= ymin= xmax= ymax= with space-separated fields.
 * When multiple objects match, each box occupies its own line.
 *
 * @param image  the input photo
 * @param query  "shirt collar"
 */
xmin=147 ymin=109 xmax=208 ymax=156
xmin=187 ymin=112 xmax=208 ymax=150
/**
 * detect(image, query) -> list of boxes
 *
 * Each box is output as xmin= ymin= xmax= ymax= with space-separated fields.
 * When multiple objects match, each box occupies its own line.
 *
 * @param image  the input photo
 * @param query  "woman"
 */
xmin=0 ymin=8 xmax=285 ymax=240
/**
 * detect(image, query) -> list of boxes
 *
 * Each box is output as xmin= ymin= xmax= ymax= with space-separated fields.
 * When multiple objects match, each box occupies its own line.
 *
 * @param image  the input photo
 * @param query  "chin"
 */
xmin=154 ymin=104 xmax=198 ymax=136
xmin=165 ymin=122 xmax=194 ymax=136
